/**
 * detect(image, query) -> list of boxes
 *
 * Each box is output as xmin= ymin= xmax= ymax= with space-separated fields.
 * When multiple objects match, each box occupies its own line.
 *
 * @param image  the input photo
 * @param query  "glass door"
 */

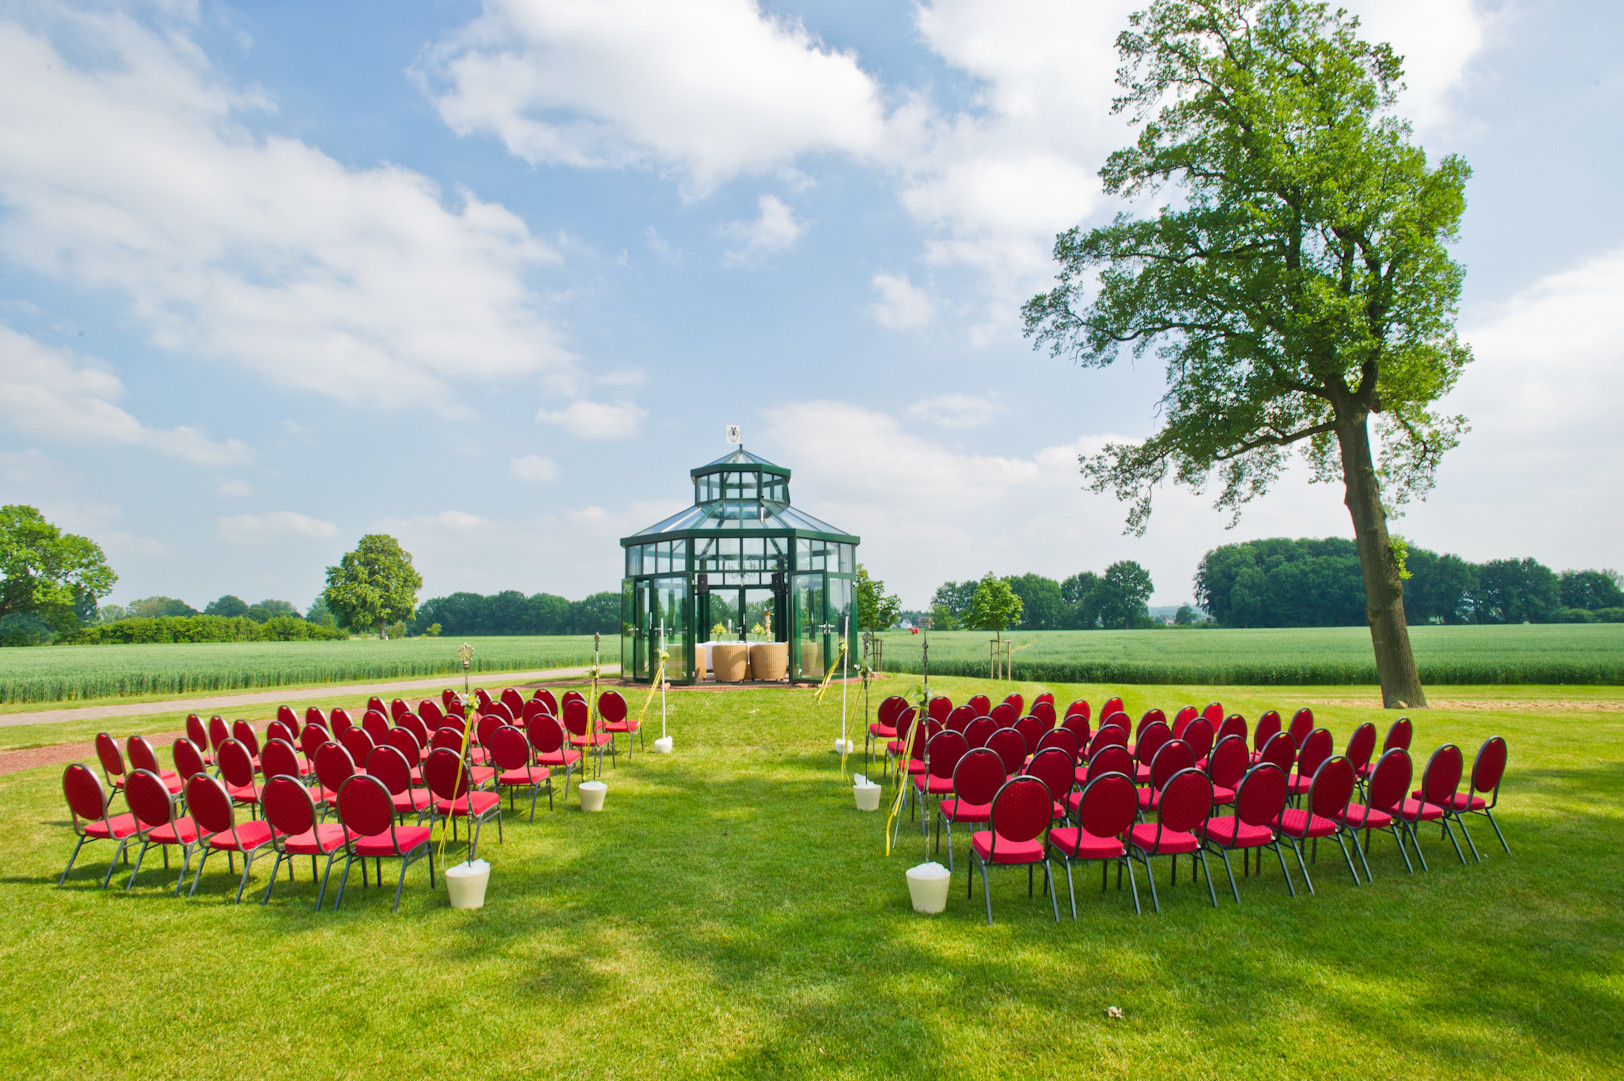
xmin=791 ymin=572 xmax=827 ymax=680
xmin=648 ymin=576 xmax=691 ymax=682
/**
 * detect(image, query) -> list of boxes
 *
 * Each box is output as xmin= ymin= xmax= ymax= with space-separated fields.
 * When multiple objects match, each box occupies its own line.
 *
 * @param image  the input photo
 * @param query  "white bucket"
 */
xmin=854 ymin=781 xmax=882 ymax=812
xmin=579 ymin=780 xmax=607 ymax=812
xmin=653 ymin=736 xmax=673 ymax=754
xmin=906 ymin=861 xmax=952 ymax=914
xmin=445 ymin=859 xmax=490 ymax=910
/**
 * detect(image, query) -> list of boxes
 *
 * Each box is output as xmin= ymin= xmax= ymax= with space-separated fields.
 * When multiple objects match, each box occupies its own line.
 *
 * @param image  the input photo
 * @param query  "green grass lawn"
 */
xmin=0 ymin=635 xmax=610 ymax=705
xmin=2 ymin=676 xmax=1620 ymax=1079
xmin=879 ymin=625 xmax=1624 ymax=685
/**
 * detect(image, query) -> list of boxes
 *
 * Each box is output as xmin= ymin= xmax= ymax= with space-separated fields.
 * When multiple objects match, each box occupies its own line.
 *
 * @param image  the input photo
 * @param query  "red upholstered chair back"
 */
xmin=951 ymin=749 xmax=1006 ymax=806
xmin=391 ymin=699 xmax=411 ymax=722
xmin=987 ymin=777 xmax=1050 ymax=845
xmin=562 ymin=698 xmax=591 ymax=738
xmin=927 ymin=696 xmax=953 ymax=723
xmin=1064 ymin=699 xmax=1091 ymax=722
xmin=431 ymin=727 xmax=466 ymax=754
xmin=1420 ymin=745 xmax=1464 ymax=806
xmin=1172 ymin=706 xmax=1198 ymax=738
xmin=1060 ymin=713 xmax=1091 ymax=748
xmin=231 ymin=720 xmax=260 ymax=756
xmin=924 ymin=730 xmax=969 ymax=782
xmin=1202 ymin=701 xmax=1224 ymax=724
xmin=989 ymin=701 xmax=1018 ymax=727
xmin=1307 ymin=756 xmax=1356 ymax=819
xmin=336 ymin=775 xmax=394 ymax=839
xmin=1217 ymin=714 xmax=1248 ymax=745
xmin=1100 ymin=711 xmax=1130 ymax=734
xmin=531 ymin=688 xmax=559 ymax=716
xmin=527 ymin=713 xmax=567 ymax=756
xmin=1077 ymin=772 xmax=1137 ymax=839
xmin=329 ymin=708 xmax=354 ymax=734
xmin=63 ymin=763 xmax=108 ymax=824
xmin=419 ymin=699 xmax=445 ymax=727
xmin=963 ymin=717 xmax=997 ymax=749
xmin=1236 ymin=764 xmax=1289 ymax=827
xmin=1366 ymin=748 xmax=1412 ymax=814
xmin=1003 ymin=693 xmax=1024 ymax=716
xmin=598 ymin=691 xmax=628 ymax=724
xmin=1134 ymin=721 xmax=1172 ymax=768
xmin=340 ymin=728 xmax=375 ymax=765
xmin=1345 ymin=722 xmax=1378 ymax=772
xmin=384 ymin=727 xmax=422 ymax=765
xmin=314 ymin=742 xmax=355 ymax=794
xmin=1147 ymin=739 xmax=1194 ymax=792
xmin=945 ymin=705 xmax=977 ymax=733
xmin=1087 ymin=744 xmax=1133 ymax=781
xmin=1029 ymin=700 xmax=1056 ymax=726
xmin=1181 ymin=718 xmax=1215 ymax=762
xmin=266 ymin=720 xmax=294 ymax=747
xmin=262 ymin=776 xmax=316 ymax=839
xmin=367 ymin=745 xmax=415 ymax=797
xmin=1288 ymin=708 xmax=1315 ymax=746
xmin=482 ymin=701 xmax=513 ymax=724
xmin=217 ymin=738 xmax=256 ymax=789
xmin=125 ymin=770 xmax=174 ymax=830
xmin=1206 ymin=736 xmax=1249 ymax=789
xmin=126 ymin=734 xmax=161 ymax=774
xmin=1259 ymin=731 xmax=1296 ymax=774
xmin=300 ymin=723 xmax=330 ymax=763
xmin=876 ymin=695 xmax=908 ymax=731
xmin=1026 ymin=748 xmax=1073 ymax=806
xmin=491 ymin=726 xmax=534 ymax=772
xmin=1253 ymin=710 xmax=1282 ymax=752
xmin=367 ymin=696 xmax=387 ymax=716
xmin=475 ymin=689 xmax=495 ymax=713
xmin=1034 ymin=728 xmax=1078 ymax=764
xmin=1101 ymin=696 xmax=1124 ymax=718
xmin=442 ymin=688 xmax=459 ymax=709
xmin=1012 ymin=715 xmax=1046 ymax=755
xmin=907 ymin=719 xmax=944 ymax=765
xmin=187 ymin=714 xmax=211 ymax=752
xmin=501 ymin=688 xmax=527 ymax=721
xmin=1297 ymin=728 xmax=1334 ymax=779
xmin=985 ymin=728 xmax=1027 ymax=776
xmin=260 ymin=738 xmax=300 ymax=781
xmin=1155 ymin=768 xmax=1212 ymax=833
xmin=1472 ymin=736 xmax=1508 ymax=795
xmin=276 ymin=705 xmax=300 ymax=737
xmin=304 ymin=706 xmax=326 ymax=732
xmin=424 ymin=747 xmax=472 ymax=802
xmin=398 ymin=713 xmax=430 ymax=747
xmin=173 ymin=738 xmax=209 ymax=782
xmin=1383 ymin=717 xmax=1413 ymax=752
xmin=561 ymin=690 xmax=585 ymax=708
xmin=1137 ymin=709 xmax=1167 ymax=738
xmin=1033 ymin=692 xmax=1055 ymax=708
xmin=476 ymin=713 xmax=504 ymax=754
xmin=965 ymin=694 xmax=992 ymax=717
xmin=1089 ymin=726 xmax=1127 ymax=757
xmin=362 ymin=710 xmax=390 ymax=744
xmin=207 ymin=716 xmax=230 ymax=755
xmin=186 ymin=773 xmax=235 ymax=836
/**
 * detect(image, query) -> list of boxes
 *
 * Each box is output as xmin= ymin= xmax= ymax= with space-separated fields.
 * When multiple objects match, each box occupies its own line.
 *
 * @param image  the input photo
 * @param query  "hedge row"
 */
xmin=57 ymin=615 xmax=348 ymax=645
xmin=880 ymin=656 xmax=1624 ymax=686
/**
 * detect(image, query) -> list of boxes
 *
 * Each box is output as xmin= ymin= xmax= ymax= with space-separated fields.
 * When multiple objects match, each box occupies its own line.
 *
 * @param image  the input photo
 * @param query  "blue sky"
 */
xmin=1 ymin=0 xmax=1620 ymax=613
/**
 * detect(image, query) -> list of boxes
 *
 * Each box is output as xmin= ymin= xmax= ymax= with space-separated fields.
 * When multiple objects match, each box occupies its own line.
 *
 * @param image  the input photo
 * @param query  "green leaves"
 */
xmin=963 ymin=572 xmax=1023 ymax=639
xmin=323 ymin=534 xmax=423 ymax=637
xmin=0 ymin=505 xmax=117 ymax=633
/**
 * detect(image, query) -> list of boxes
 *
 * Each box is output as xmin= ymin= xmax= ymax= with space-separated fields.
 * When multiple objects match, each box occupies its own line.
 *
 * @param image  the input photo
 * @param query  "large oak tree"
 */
xmin=1023 ymin=0 xmax=1472 ymax=706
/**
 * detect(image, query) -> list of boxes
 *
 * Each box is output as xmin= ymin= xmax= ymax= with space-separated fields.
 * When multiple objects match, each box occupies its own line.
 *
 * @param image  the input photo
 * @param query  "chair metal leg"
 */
xmin=1197 ymin=850 xmax=1218 ymax=907
xmin=1333 ymin=833 xmax=1361 ymax=885
xmin=333 ymin=853 xmax=356 ymax=909
xmin=1455 ymin=814 xmax=1482 ymax=862
xmin=189 ymin=848 xmax=213 ymax=897
xmin=1286 ymin=837 xmax=1315 ymax=895
xmin=1349 ymin=827 xmax=1374 ymax=881
xmin=1482 ymin=808 xmax=1510 ymax=854
xmin=58 ymin=837 xmax=88 ymax=886
xmin=391 ymin=858 xmax=409 ymax=911
xmin=1441 ymin=817 xmax=1466 ymax=864
xmin=1137 ymin=850 xmax=1161 ymax=913
xmin=1123 ymin=854 xmax=1141 ymax=914
xmin=1271 ymin=840 xmax=1297 ymax=897
xmin=1215 ymin=845 xmax=1240 ymax=903
xmin=1044 ymin=861 xmax=1059 ymax=921
xmin=1063 ymin=858 xmax=1077 ymax=919
xmin=99 ymin=839 xmax=130 ymax=889
xmin=1403 ymin=819 xmax=1430 ymax=871
xmin=261 ymin=852 xmax=285 ymax=904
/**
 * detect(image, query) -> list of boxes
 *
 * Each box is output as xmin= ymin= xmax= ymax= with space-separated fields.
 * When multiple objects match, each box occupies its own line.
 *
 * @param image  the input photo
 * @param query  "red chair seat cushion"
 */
xmin=147 ymin=818 xmax=200 ymax=845
xmin=970 ymin=831 xmax=1046 ymax=865
xmin=391 ymin=789 xmax=434 ymax=814
xmin=601 ymin=720 xmax=639 ymax=733
xmin=1073 ymin=765 xmax=1090 ymax=786
xmin=151 ymin=770 xmax=183 ymax=794
xmin=207 ymin=821 xmax=274 ymax=852
xmin=1134 ymin=764 xmax=1152 ymax=783
xmin=435 ymin=791 xmax=501 ymax=817
xmin=225 ymin=782 xmax=260 ymax=804
xmin=869 ymin=723 xmax=896 ymax=739
xmin=281 ymin=824 xmax=353 ymax=855
xmin=1287 ymin=775 xmax=1313 ymax=796
xmin=1197 ymin=816 xmax=1274 ymax=848
xmin=1443 ymin=793 xmax=1487 ymax=812
xmin=1136 ymin=788 xmax=1160 ymax=812
xmin=1400 ymin=797 xmax=1445 ymax=822
xmin=938 ymin=799 xmax=989 ymax=823
xmin=1210 ymin=784 xmax=1236 ymax=805
xmin=886 ymin=740 xmax=906 ymax=755
xmin=537 ymin=749 xmax=582 ymax=767
xmin=1337 ymin=804 xmax=1393 ymax=830
xmin=1356 ymin=762 xmax=1375 ymax=779
xmin=1049 ymin=827 xmax=1125 ymax=860
xmin=353 ymin=826 xmax=431 ymax=856
xmin=498 ymin=767 xmax=551 ymax=786
xmin=568 ymin=734 xmax=613 ymax=749
xmin=910 ymin=775 xmax=953 ymax=795
xmin=1274 ymin=808 xmax=1338 ymax=839
xmin=1128 ymin=823 xmax=1199 ymax=854
xmin=84 ymin=814 xmax=140 ymax=840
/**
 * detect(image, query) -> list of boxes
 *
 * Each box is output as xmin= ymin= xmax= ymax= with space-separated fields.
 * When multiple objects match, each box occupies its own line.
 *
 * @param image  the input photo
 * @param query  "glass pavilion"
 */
xmin=620 ymin=448 xmax=860 ymax=684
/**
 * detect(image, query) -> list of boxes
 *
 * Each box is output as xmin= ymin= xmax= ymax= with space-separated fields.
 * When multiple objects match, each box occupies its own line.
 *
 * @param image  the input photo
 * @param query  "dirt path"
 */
xmin=0 ymin=665 xmax=618 ymax=729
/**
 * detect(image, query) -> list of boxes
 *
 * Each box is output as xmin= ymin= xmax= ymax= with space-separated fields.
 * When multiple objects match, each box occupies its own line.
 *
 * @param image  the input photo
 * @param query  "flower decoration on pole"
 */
xmin=457 ymin=641 xmax=473 ymax=697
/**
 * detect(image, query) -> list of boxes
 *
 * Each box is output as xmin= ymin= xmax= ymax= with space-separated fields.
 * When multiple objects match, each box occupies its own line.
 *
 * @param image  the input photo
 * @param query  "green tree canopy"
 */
xmin=0 ymin=505 xmax=117 ymax=632
xmin=1061 ymin=571 xmax=1103 ymax=628
xmin=963 ymin=572 xmax=1023 ymax=644
xmin=1471 ymin=559 xmax=1559 ymax=624
xmin=1096 ymin=560 xmax=1155 ymax=629
xmin=1560 ymin=570 xmax=1624 ymax=612
xmin=1023 ymin=0 xmax=1471 ymax=708
xmin=1005 ymin=573 xmax=1066 ymax=629
xmin=854 ymin=563 xmax=902 ymax=632
xmin=204 ymin=595 xmax=249 ymax=618
xmin=323 ymin=534 xmax=423 ymax=638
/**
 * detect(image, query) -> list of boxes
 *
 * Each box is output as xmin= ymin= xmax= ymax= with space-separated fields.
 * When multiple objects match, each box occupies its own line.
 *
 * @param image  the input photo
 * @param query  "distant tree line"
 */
xmin=1196 ymin=538 xmax=1624 ymax=627
xmin=925 ymin=562 xmax=1157 ymax=631
xmin=410 ymin=590 xmax=622 ymax=637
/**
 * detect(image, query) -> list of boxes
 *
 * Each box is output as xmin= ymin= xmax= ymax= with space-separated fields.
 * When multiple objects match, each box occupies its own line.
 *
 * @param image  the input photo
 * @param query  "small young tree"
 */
xmin=964 ymin=572 xmax=1024 ymax=648
xmin=854 ymin=563 xmax=903 ymax=632
xmin=1023 ymin=0 xmax=1472 ymax=707
xmin=323 ymin=534 xmax=423 ymax=638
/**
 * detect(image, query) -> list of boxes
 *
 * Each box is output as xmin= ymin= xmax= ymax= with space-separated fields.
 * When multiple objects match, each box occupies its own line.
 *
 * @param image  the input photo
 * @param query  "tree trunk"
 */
xmin=1336 ymin=412 xmax=1428 ymax=708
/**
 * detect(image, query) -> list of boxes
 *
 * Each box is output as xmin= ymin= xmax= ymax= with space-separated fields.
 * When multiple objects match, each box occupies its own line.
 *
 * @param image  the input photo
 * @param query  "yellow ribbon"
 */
xmin=435 ymin=695 xmax=476 ymax=870
xmin=637 ymin=649 xmax=668 ymax=725
xmin=813 ymin=639 xmax=848 ymax=705
xmin=882 ymin=696 xmax=923 ymax=857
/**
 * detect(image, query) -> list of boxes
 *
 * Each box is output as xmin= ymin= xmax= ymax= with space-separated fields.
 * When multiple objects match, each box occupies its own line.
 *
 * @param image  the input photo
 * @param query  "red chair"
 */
xmin=1287 ymin=708 xmax=1315 ymax=747
xmin=1033 ymin=728 xmax=1078 ymax=764
xmin=474 ymin=689 xmax=495 ymax=714
xmin=390 ymin=698 xmax=411 ymax=723
xmin=1003 ymin=693 xmax=1024 ymax=716
xmin=299 ymin=722 xmax=330 ymax=777
xmin=969 ymin=776 xmax=1060 ymax=924
xmin=1403 ymin=745 xmax=1467 ymax=868
xmin=1075 ymin=744 xmax=1133 ymax=798
xmin=367 ymin=696 xmax=388 ymax=717
xmin=563 ymin=697 xmax=612 ymax=777
xmin=966 ymin=694 xmax=992 ymax=717
xmin=261 ymin=775 xmax=354 ymax=908
xmin=1132 ymin=721 xmax=1172 ymax=784
xmin=531 ymin=687 xmax=559 ymax=715
xmin=334 ymin=775 xmax=434 ymax=911
xmin=1363 ymin=717 xmax=1413 ymax=781
xmin=1181 ymin=718 xmax=1215 ymax=764
xmin=936 ymin=748 xmax=1004 ymax=871
xmin=1136 ymin=708 xmax=1167 ymax=739
xmin=1088 ymin=725 xmax=1127 ymax=758
xmin=865 ymin=695 xmax=908 ymax=772
xmin=367 ymin=744 xmax=433 ymax=823
xmin=329 ymin=707 xmax=354 ymax=735
xmin=1100 ymin=710 xmax=1131 ymax=736
xmin=171 ymin=737 xmax=210 ymax=790
xmin=1032 ymin=691 xmax=1055 ymax=710
xmin=58 ymin=764 xmax=137 ymax=888
xmin=500 ymin=688 xmax=526 ymax=721
xmin=1025 ymin=747 xmax=1074 ymax=821
xmin=473 ymin=713 xmax=504 ymax=766
xmin=912 ymin=730 xmax=969 ymax=836
xmin=963 ymin=716 xmax=997 ymax=749
xmin=1060 ymin=712 xmax=1091 ymax=750
xmin=304 ymin=706 xmax=327 ymax=733
xmin=1257 ymin=730 xmax=1296 ymax=777
xmin=383 ymin=727 xmax=424 ymax=773
xmin=989 ymin=701 xmax=1018 ymax=727
xmin=276 ymin=705 xmax=301 ymax=739
xmin=561 ymin=689 xmax=585 ymax=709
xmin=231 ymin=720 xmax=262 ymax=770
xmin=926 ymin=696 xmax=953 ymax=723
xmin=1012 ymin=715 xmax=1047 ymax=756
xmin=1063 ymin=699 xmax=1091 ymax=723
xmin=985 ymin=727 xmax=1027 ymax=779
xmin=397 ymin=712 xmax=430 ymax=751
xmin=1204 ymin=735 xmax=1249 ymax=806
xmin=1029 ymin=700 xmax=1056 ymax=726
xmin=492 ymin=725 xmax=552 ymax=820
xmin=1215 ymin=714 xmax=1248 ymax=748
xmin=1288 ymin=728 xmax=1334 ymax=800
xmin=481 ymin=701 xmax=514 ymax=726
xmin=126 ymin=734 xmax=182 ymax=795
xmin=266 ymin=719 xmax=295 ymax=748
xmin=1101 ymin=696 xmax=1124 ymax=719
xmin=186 ymin=714 xmax=213 ymax=765
xmin=1344 ymin=722 xmax=1378 ymax=795
xmin=1137 ymin=739 xmax=1194 ymax=813
xmin=1335 ymin=747 xmax=1415 ymax=877
xmin=93 ymin=732 xmax=127 ymax=792
xmin=340 ymin=727 xmax=376 ymax=769
xmin=442 ymin=688 xmax=460 ymax=710
xmin=185 ymin=774 xmax=274 ymax=902
xmin=1049 ymin=771 xmax=1139 ymax=917
xmin=599 ymin=690 xmax=641 ymax=759
xmin=424 ymin=747 xmax=502 ymax=858
xmin=1201 ymin=701 xmax=1224 ymax=725
xmin=1197 ymin=763 xmax=1295 ymax=901
xmin=1128 ymin=767 xmax=1218 ymax=912
xmin=883 ymin=708 xmax=922 ymax=774
xmin=1251 ymin=710 xmax=1282 ymax=763
xmin=260 ymin=738 xmax=309 ymax=785
xmin=217 ymin=738 xmax=261 ymax=817
xmin=945 ymin=705 xmax=977 ymax=733
xmin=419 ymin=699 xmax=445 ymax=729
xmin=361 ymin=710 xmax=391 ymax=745
xmin=432 ymin=727 xmax=493 ymax=786
xmin=1273 ymin=756 xmax=1361 ymax=892
xmin=1453 ymin=736 xmax=1510 ymax=857
xmin=122 ymin=768 xmax=202 ymax=894
xmin=207 ymin=715 xmax=230 ymax=758
xmin=526 ymin=712 xmax=582 ymax=798
xmin=313 ymin=742 xmax=356 ymax=815
xmin=1171 ymin=705 xmax=1198 ymax=738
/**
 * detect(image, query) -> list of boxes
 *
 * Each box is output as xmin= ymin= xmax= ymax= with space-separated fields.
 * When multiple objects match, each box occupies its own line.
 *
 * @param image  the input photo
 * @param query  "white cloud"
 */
xmin=0 ymin=323 xmax=250 ymax=465
xmin=421 ymin=0 xmax=887 ymax=195
xmin=218 ymin=511 xmax=340 ymax=543
xmin=721 ymin=195 xmax=806 ymax=265
xmin=535 ymin=399 xmax=648 ymax=438
xmin=217 ymin=479 xmax=254 ymax=497
xmin=510 ymin=454 xmax=559 ymax=482
xmin=869 ymin=272 xmax=938 ymax=330
xmin=0 ymin=10 xmax=571 ymax=408
xmin=908 ymin=392 xmax=1006 ymax=428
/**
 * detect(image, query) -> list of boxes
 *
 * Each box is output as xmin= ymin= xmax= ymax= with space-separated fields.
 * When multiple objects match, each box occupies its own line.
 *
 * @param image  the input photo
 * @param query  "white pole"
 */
xmin=659 ymin=620 xmax=668 ymax=740
xmin=840 ymin=613 xmax=849 ymax=748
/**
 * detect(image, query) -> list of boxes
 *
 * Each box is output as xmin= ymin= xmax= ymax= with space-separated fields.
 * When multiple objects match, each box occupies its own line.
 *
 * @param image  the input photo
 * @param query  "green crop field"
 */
xmin=1 ymin=675 xmax=1619 ymax=1079
xmin=0 ymin=636 xmax=609 ymax=705
xmin=877 ymin=624 xmax=1624 ymax=686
